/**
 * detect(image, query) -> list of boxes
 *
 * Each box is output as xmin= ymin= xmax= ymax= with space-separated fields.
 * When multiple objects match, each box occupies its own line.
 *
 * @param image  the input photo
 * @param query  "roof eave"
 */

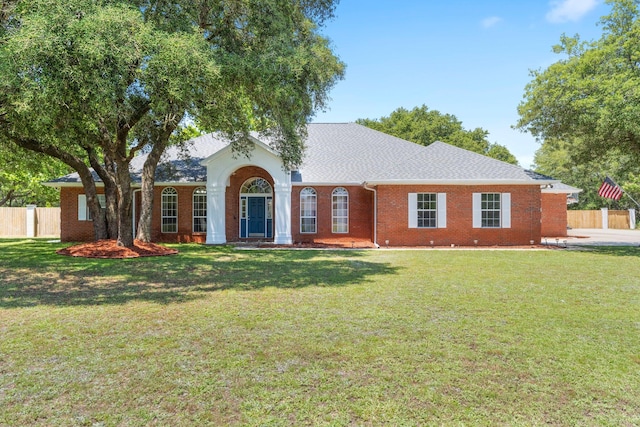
xmin=361 ymin=179 xmax=560 ymax=186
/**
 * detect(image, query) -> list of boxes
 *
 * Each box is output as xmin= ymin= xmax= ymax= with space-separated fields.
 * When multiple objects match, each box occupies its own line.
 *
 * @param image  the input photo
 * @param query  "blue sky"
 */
xmin=313 ymin=0 xmax=609 ymax=168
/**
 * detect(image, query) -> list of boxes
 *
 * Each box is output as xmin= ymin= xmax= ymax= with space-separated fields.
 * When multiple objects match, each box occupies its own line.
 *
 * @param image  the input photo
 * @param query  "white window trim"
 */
xmin=408 ymin=193 xmax=446 ymax=229
xmin=161 ymin=187 xmax=178 ymax=233
xmin=472 ymin=192 xmax=511 ymax=229
xmin=78 ymin=194 xmax=105 ymax=221
xmin=300 ymin=187 xmax=317 ymax=234
xmin=332 ymin=187 xmax=349 ymax=234
xmin=192 ymin=187 xmax=207 ymax=234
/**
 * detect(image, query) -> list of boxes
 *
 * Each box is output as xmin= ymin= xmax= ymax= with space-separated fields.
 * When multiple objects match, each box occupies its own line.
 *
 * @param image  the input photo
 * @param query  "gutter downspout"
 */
xmin=363 ymin=182 xmax=379 ymax=248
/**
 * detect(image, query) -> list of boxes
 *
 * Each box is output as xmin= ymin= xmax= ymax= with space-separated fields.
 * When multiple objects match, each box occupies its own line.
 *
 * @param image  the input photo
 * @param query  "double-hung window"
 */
xmin=472 ymin=193 xmax=511 ymax=228
xmin=408 ymin=193 xmax=447 ymax=228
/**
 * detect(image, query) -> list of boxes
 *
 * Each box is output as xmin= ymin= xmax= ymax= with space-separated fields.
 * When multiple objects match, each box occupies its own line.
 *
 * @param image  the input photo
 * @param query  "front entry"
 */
xmin=248 ymin=197 xmax=266 ymax=236
xmin=239 ymin=177 xmax=273 ymax=239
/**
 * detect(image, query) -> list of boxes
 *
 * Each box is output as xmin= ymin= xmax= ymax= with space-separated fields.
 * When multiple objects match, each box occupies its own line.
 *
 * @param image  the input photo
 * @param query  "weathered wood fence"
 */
xmin=0 ymin=206 xmax=61 ymax=237
xmin=567 ymin=208 xmax=636 ymax=230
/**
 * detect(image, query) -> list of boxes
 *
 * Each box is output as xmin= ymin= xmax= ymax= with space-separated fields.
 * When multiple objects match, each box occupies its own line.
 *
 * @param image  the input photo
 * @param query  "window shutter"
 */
xmin=501 ymin=193 xmax=511 ymax=228
xmin=408 ymin=193 xmax=417 ymax=228
xmin=472 ymin=193 xmax=482 ymax=228
xmin=437 ymin=193 xmax=447 ymax=228
xmin=78 ymin=194 xmax=87 ymax=221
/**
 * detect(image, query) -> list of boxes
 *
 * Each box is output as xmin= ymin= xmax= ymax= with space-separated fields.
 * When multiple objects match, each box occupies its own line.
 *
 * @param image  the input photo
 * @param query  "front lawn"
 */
xmin=1 ymin=240 xmax=638 ymax=425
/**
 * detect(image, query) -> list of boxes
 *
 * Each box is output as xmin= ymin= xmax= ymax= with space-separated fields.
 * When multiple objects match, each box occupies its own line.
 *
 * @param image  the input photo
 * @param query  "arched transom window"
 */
xmin=241 ymin=178 xmax=272 ymax=194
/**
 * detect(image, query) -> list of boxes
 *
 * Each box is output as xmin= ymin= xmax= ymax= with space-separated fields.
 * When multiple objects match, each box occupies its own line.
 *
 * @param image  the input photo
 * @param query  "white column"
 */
xmin=274 ymin=182 xmax=292 ymax=244
xmin=26 ymin=205 xmax=37 ymax=238
xmin=629 ymin=209 xmax=636 ymax=229
xmin=206 ymin=185 xmax=227 ymax=244
xmin=601 ymin=207 xmax=608 ymax=230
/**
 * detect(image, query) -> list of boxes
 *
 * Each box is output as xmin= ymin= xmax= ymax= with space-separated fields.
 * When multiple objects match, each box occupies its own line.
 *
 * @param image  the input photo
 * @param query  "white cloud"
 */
xmin=481 ymin=16 xmax=503 ymax=28
xmin=546 ymin=0 xmax=598 ymax=23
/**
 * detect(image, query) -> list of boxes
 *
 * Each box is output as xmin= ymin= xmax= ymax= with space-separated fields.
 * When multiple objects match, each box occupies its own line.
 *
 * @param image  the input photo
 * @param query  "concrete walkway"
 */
xmin=560 ymin=228 xmax=640 ymax=246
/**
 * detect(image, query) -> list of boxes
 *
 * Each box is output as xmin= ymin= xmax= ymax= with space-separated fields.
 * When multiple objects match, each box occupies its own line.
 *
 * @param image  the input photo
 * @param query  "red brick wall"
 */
xmin=541 ymin=193 xmax=568 ymax=237
xmin=291 ymin=185 xmax=374 ymax=244
xmin=376 ymin=185 xmax=542 ymax=246
xmin=60 ymin=187 xmax=97 ymax=242
xmin=61 ymin=183 xmax=544 ymax=246
xmin=151 ymin=185 xmax=207 ymax=243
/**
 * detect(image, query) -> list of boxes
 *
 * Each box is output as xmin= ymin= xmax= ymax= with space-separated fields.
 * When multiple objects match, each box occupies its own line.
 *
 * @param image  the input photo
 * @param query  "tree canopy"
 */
xmin=517 ymin=0 xmax=640 ymax=163
xmin=357 ymin=105 xmax=518 ymax=165
xmin=517 ymin=0 xmax=640 ymax=209
xmin=0 ymin=0 xmax=344 ymax=246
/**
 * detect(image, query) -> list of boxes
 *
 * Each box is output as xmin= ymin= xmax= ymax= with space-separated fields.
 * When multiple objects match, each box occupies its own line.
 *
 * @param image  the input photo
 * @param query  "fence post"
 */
xmin=26 ymin=204 xmax=37 ymax=237
xmin=601 ymin=208 xmax=608 ymax=230
xmin=630 ymin=209 xmax=636 ymax=230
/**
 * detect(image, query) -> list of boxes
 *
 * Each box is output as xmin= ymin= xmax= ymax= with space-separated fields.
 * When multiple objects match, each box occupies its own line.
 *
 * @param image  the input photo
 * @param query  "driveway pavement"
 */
xmin=559 ymin=228 xmax=640 ymax=246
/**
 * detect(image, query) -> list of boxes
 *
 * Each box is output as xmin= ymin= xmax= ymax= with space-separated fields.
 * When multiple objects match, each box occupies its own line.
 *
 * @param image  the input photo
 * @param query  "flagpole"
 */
xmin=623 ymin=190 xmax=640 ymax=210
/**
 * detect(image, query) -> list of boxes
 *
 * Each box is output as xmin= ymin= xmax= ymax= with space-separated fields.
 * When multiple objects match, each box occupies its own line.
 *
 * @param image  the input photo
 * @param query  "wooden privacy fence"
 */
xmin=0 ymin=206 xmax=61 ymax=237
xmin=567 ymin=209 xmax=636 ymax=229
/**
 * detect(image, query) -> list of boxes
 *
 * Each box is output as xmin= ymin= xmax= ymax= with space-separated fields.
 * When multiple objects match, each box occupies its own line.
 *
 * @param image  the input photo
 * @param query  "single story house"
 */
xmin=47 ymin=123 xmax=577 ymax=246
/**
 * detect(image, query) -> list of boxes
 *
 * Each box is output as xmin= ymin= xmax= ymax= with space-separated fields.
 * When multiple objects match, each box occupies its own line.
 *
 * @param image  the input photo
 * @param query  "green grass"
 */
xmin=1 ymin=239 xmax=639 ymax=426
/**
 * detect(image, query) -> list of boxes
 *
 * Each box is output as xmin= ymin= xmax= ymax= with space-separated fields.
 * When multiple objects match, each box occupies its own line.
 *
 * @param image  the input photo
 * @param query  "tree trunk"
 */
xmin=87 ymin=148 xmax=119 ymax=239
xmin=136 ymin=114 xmax=182 ymax=242
xmin=114 ymin=159 xmax=134 ymax=247
xmin=136 ymin=140 xmax=167 ymax=242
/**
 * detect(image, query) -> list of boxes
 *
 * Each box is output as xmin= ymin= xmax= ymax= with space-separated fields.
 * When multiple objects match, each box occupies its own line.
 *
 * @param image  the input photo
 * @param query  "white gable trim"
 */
xmin=204 ymin=141 xmax=292 ymax=245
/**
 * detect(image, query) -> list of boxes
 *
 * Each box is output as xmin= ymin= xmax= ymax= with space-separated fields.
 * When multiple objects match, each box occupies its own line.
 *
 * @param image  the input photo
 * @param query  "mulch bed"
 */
xmin=56 ymin=239 xmax=179 ymax=259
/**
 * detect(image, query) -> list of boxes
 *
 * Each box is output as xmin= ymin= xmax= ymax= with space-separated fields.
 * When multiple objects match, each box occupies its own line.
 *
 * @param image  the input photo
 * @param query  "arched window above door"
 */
xmin=240 ymin=178 xmax=272 ymax=194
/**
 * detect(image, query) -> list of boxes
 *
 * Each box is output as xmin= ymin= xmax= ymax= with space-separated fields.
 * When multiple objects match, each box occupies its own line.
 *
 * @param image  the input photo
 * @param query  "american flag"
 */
xmin=598 ymin=176 xmax=623 ymax=201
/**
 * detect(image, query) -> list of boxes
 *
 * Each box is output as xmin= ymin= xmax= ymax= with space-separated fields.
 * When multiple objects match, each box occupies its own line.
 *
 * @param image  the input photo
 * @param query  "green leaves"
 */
xmin=517 ymin=0 xmax=640 ymax=161
xmin=357 ymin=105 xmax=518 ymax=164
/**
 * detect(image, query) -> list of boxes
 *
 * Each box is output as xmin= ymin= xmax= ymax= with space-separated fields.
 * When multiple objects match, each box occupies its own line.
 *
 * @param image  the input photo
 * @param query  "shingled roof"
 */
xmin=46 ymin=123 xmax=557 ymax=186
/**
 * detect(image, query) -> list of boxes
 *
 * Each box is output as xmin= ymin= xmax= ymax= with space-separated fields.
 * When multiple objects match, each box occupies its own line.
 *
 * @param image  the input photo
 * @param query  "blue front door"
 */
xmin=248 ymin=197 xmax=266 ymax=236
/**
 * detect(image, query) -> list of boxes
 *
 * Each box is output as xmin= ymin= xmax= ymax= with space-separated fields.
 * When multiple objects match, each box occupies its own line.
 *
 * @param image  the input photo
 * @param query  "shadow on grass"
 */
xmin=0 ymin=240 xmax=398 ymax=308
xmin=569 ymin=245 xmax=640 ymax=257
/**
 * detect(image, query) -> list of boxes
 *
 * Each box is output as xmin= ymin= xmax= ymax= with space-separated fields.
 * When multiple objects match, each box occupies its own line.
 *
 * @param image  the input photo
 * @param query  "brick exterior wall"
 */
xmin=376 ymin=185 xmax=542 ymax=246
xmin=150 ymin=185 xmax=207 ymax=243
xmin=60 ymin=182 xmax=546 ymax=246
xmin=60 ymin=187 xmax=98 ymax=242
xmin=541 ymin=193 xmax=568 ymax=237
xmin=290 ymin=185 xmax=374 ymax=245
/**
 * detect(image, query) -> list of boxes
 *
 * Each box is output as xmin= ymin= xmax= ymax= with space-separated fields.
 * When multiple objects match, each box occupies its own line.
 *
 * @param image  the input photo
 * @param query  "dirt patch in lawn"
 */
xmin=57 ymin=240 xmax=178 ymax=259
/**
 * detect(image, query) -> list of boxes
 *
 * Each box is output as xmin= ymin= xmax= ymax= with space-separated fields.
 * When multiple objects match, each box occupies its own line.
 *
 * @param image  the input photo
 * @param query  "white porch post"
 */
xmin=274 ymin=182 xmax=292 ymax=244
xmin=206 ymin=184 xmax=226 ymax=244
xmin=601 ymin=207 xmax=609 ymax=230
xmin=26 ymin=205 xmax=37 ymax=238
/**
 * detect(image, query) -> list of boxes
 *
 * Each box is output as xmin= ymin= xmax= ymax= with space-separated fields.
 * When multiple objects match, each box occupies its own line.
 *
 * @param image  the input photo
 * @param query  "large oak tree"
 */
xmin=0 ymin=0 xmax=344 ymax=246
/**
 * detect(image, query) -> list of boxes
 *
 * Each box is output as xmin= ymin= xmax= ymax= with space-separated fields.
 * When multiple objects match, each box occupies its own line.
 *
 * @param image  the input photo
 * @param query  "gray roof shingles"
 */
xmin=47 ymin=123 xmax=556 ymax=185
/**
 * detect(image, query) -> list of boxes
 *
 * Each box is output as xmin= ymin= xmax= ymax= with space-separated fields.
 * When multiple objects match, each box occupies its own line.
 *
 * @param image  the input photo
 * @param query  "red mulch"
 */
xmin=57 ymin=239 xmax=178 ymax=259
